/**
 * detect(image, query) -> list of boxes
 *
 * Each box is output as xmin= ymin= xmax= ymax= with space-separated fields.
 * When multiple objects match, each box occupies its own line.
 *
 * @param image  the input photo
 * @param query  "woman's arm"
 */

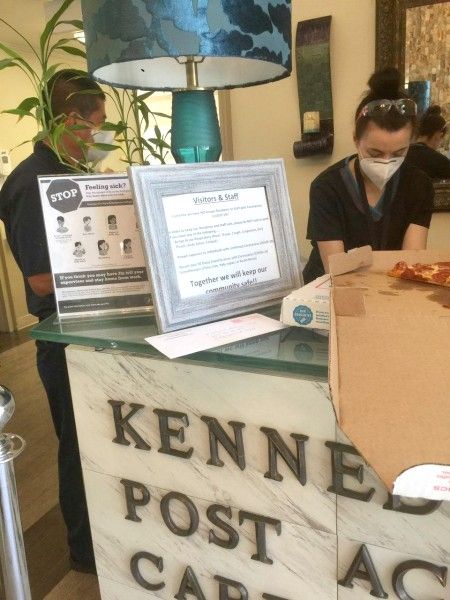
xmin=402 ymin=223 xmax=429 ymax=250
xmin=317 ymin=240 xmax=345 ymax=273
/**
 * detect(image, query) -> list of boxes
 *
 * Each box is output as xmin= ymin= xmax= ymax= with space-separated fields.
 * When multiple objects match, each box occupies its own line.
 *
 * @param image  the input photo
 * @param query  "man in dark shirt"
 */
xmin=0 ymin=70 xmax=106 ymax=573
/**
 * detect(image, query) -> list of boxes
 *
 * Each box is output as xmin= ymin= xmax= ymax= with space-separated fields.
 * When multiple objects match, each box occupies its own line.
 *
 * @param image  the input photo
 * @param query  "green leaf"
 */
xmin=0 ymin=58 xmax=16 ymax=70
xmin=150 ymin=111 xmax=172 ymax=120
xmin=41 ymin=63 xmax=64 ymax=86
xmin=12 ymin=139 xmax=33 ymax=150
xmin=33 ymin=131 xmax=48 ymax=142
xmin=2 ymin=108 xmax=34 ymax=120
xmin=102 ymin=121 xmax=127 ymax=133
xmin=136 ymin=91 xmax=154 ymax=102
xmin=57 ymin=19 xmax=84 ymax=31
xmin=147 ymin=138 xmax=171 ymax=149
xmin=0 ymin=42 xmax=23 ymax=61
xmin=57 ymin=45 xmax=87 ymax=59
xmin=17 ymin=97 xmax=40 ymax=112
xmin=91 ymin=143 xmax=119 ymax=151
xmin=40 ymin=0 xmax=74 ymax=53
xmin=73 ymin=88 xmax=104 ymax=96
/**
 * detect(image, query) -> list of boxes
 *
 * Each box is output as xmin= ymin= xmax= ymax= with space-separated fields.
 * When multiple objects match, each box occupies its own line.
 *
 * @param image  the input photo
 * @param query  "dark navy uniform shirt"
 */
xmin=0 ymin=142 xmax=71 ymax=319
xmin=303 ymin=156 xmax=434 ymax=283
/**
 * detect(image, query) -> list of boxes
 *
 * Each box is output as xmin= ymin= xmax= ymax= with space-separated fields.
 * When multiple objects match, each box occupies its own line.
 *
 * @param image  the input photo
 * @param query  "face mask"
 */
xmin=87 ymin=130 xmax=115 ymax=163
xmin=359 ymin=156 xmax=404 ymax=190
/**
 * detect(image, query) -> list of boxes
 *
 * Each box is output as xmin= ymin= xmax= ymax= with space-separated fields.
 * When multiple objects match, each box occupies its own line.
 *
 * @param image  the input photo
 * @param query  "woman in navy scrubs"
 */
xmin=303 ymin=68 xmax=433 ymax=283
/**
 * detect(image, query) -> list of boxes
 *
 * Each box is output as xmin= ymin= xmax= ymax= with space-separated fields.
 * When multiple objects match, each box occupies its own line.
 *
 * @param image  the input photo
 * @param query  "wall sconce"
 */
xmin=80 ymin=0 xmax=292 ymax=163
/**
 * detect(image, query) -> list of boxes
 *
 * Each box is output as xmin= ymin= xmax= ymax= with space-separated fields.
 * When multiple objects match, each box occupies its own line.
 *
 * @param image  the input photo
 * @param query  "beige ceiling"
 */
xmin=0 ymin=0 xmax=82 ymax=49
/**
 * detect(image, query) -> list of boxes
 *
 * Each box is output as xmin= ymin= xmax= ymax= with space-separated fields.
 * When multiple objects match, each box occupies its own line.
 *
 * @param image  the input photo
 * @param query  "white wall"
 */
xmin=229 ymin=0 xmax=377 ymax=261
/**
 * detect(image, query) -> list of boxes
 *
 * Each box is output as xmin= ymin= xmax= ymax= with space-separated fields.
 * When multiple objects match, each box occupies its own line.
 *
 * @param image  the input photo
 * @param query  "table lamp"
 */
xmin=80 ymin=0 xmax=292 ymax=163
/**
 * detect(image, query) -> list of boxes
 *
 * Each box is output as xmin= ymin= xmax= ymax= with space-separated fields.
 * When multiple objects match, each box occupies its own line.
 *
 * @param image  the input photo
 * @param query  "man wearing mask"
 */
xmin=0 ymin=69 xmax=108 ymax=573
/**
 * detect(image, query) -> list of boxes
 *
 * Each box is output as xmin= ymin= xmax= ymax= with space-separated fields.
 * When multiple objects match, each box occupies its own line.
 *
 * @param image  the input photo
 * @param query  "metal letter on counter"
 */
xmin=0 ymin=386 xmax=31 ymax=600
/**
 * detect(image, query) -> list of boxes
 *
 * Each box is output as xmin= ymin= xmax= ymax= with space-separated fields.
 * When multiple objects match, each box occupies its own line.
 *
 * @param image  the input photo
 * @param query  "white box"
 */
xmin=280 ymin=274 xmax=330 ymax=330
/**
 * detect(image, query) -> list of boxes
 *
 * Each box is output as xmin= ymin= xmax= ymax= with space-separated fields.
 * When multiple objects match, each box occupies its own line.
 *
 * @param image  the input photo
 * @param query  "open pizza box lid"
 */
xmin=328 ymin=246 xmax=450 ymax=501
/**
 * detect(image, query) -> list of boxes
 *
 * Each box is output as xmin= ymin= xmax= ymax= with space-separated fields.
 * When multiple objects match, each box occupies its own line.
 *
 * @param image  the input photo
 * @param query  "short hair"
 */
xmin=97 ymin=240 xmax=106 ymax=249
xmin=123 ymin=238 xmax=131 ymax=245
xmin=418 ymin=106 xmax=447 ymax=138
xmin=355 ymin=68 xmax=417 ymax=140
xmin=57 ymin=216 xmax=64 ymax=222
xmin=108 ymin=214 xmax=116 ymax=223
xmin=83 ymin=216 xmax=91 ymax=222
xmin=75 ymin=241 xmax=82 ymax=247
xmin=44 ymin=69 xmax=105 ymax=124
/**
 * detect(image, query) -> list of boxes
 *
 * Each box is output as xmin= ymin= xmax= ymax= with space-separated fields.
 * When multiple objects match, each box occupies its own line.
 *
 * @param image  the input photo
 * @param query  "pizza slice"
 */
xmin=388 ymin=261 xmax=450 ymax=287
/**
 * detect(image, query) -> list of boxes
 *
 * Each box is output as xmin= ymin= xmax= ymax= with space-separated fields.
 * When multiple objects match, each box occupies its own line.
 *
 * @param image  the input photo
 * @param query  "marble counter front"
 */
xmin=31 ymin=314 xmax=450 ymax=599
xmin=70 ymin=349 xmax=450 ymax=599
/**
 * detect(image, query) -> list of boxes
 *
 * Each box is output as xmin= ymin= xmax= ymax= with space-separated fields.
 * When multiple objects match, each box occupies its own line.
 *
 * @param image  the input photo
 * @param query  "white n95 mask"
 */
xmin=359 ymin=156 xmax=404 ymax=190
xmin=87 ymin=130 xmax=115 ymax=163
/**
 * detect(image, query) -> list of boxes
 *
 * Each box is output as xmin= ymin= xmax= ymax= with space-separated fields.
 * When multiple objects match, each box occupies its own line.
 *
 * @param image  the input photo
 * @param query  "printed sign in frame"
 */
xmin=128 ymin=159 xmax=301 ymax=333
xmin=38 ymin=173 xmax=152 ymax=319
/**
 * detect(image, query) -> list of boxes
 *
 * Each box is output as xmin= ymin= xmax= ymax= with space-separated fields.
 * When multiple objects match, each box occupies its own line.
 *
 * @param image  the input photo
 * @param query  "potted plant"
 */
xmin=0 ymin=0 xmax=170 ymax=171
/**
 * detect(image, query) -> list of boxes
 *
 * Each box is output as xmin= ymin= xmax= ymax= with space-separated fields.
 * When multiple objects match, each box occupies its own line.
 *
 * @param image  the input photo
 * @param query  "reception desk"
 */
xmin=31 ymin=313 xmax=450 ymax=599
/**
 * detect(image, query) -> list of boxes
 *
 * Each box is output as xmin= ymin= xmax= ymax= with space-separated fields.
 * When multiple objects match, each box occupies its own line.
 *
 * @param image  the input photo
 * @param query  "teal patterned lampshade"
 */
xmin=80 ymin=0 xmax=292 ymax=162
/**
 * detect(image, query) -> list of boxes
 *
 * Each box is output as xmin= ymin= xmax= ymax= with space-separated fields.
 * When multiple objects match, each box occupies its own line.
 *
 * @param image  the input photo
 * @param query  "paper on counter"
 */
xmin=145 ymin=313 xmax=287 ymax=359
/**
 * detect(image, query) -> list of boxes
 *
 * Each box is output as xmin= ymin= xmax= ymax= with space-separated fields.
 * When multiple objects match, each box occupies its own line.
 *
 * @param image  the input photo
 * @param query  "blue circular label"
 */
xmin=293 ymin=305 xmax=313 ymax=326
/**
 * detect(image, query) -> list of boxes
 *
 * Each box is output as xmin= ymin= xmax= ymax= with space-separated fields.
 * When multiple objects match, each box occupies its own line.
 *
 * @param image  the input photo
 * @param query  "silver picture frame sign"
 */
xmin=128 ymin=159 xmax=301 ymax=333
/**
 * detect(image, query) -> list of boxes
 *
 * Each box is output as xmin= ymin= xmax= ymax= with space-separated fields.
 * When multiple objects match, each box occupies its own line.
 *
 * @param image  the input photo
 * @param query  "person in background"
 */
xmin=405 ymin=105 xmax=450 ymax=179
xmin=0 ymin=69 xmax=107 ymax=574
xmin=303 ymin=68 xmax=433 ymax=283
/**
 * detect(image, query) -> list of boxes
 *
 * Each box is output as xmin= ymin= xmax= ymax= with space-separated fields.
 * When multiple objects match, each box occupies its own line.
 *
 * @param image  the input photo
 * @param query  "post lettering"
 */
xmin=338 ymin=544 xmax=388 ymax=598
xmin=326 ymin=441 xmax=375 ymax=502
xmin=207 ymin=504 xmax=239 ymax=550
xmin=160 ymin=491 xmax=199 ymax=537
xmin=392 ymin=559 xmax=448 ymax=600
xmin=120 ymin=479 xmax=150 ymax=522
xmin=260 ymin=427 xmax=309 ymax=485
xmin=175 ymin=566 xmax=206 ymax=600
xmin=130 ymin=551 xmax=164 ymax=591
xmin=238 ymin=510 xmax=281 ymax=564
xmin=201 ymin=416 xmax=246 ymax=470
xmin=108 ymin=400 xmax=151 ymax=450
xmin=154 ymin=409 xmax=193 ymax=459
xmin=214 ymin=575 xmax=248 ymax=600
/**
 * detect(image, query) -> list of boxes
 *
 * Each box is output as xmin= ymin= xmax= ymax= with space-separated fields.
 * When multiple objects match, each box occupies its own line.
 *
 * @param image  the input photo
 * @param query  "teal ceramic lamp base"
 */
xmin=171 ymin=90 xmax=222 ymax=163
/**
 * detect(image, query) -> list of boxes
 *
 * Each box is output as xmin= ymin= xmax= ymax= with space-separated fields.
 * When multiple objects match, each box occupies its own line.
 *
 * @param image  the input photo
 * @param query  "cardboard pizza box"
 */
xmin=328 ymin=246 xmax=450 ymax=501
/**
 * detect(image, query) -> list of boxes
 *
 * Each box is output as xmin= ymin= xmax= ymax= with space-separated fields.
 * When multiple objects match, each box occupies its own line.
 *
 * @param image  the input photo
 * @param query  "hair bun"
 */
xmin=368 ymin=67 xmax=402 ymax=97
xmin=425 ymin=105 xmax=442 ymax=117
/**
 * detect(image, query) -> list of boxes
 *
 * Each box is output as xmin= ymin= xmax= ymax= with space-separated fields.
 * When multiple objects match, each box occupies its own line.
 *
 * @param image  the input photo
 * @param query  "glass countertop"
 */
xmin=30 ymin=308 xmax=328 ymax=381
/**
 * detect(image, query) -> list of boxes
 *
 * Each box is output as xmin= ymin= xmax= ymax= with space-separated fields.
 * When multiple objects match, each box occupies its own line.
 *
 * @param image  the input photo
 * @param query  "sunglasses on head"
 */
xmin=358 ymin=98 xmax=417 ymax=120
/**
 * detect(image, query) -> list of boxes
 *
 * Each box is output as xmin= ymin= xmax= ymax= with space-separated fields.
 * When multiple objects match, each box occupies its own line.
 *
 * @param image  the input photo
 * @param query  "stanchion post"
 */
xmin=0 ymin=385 xmax=31 ymax=600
